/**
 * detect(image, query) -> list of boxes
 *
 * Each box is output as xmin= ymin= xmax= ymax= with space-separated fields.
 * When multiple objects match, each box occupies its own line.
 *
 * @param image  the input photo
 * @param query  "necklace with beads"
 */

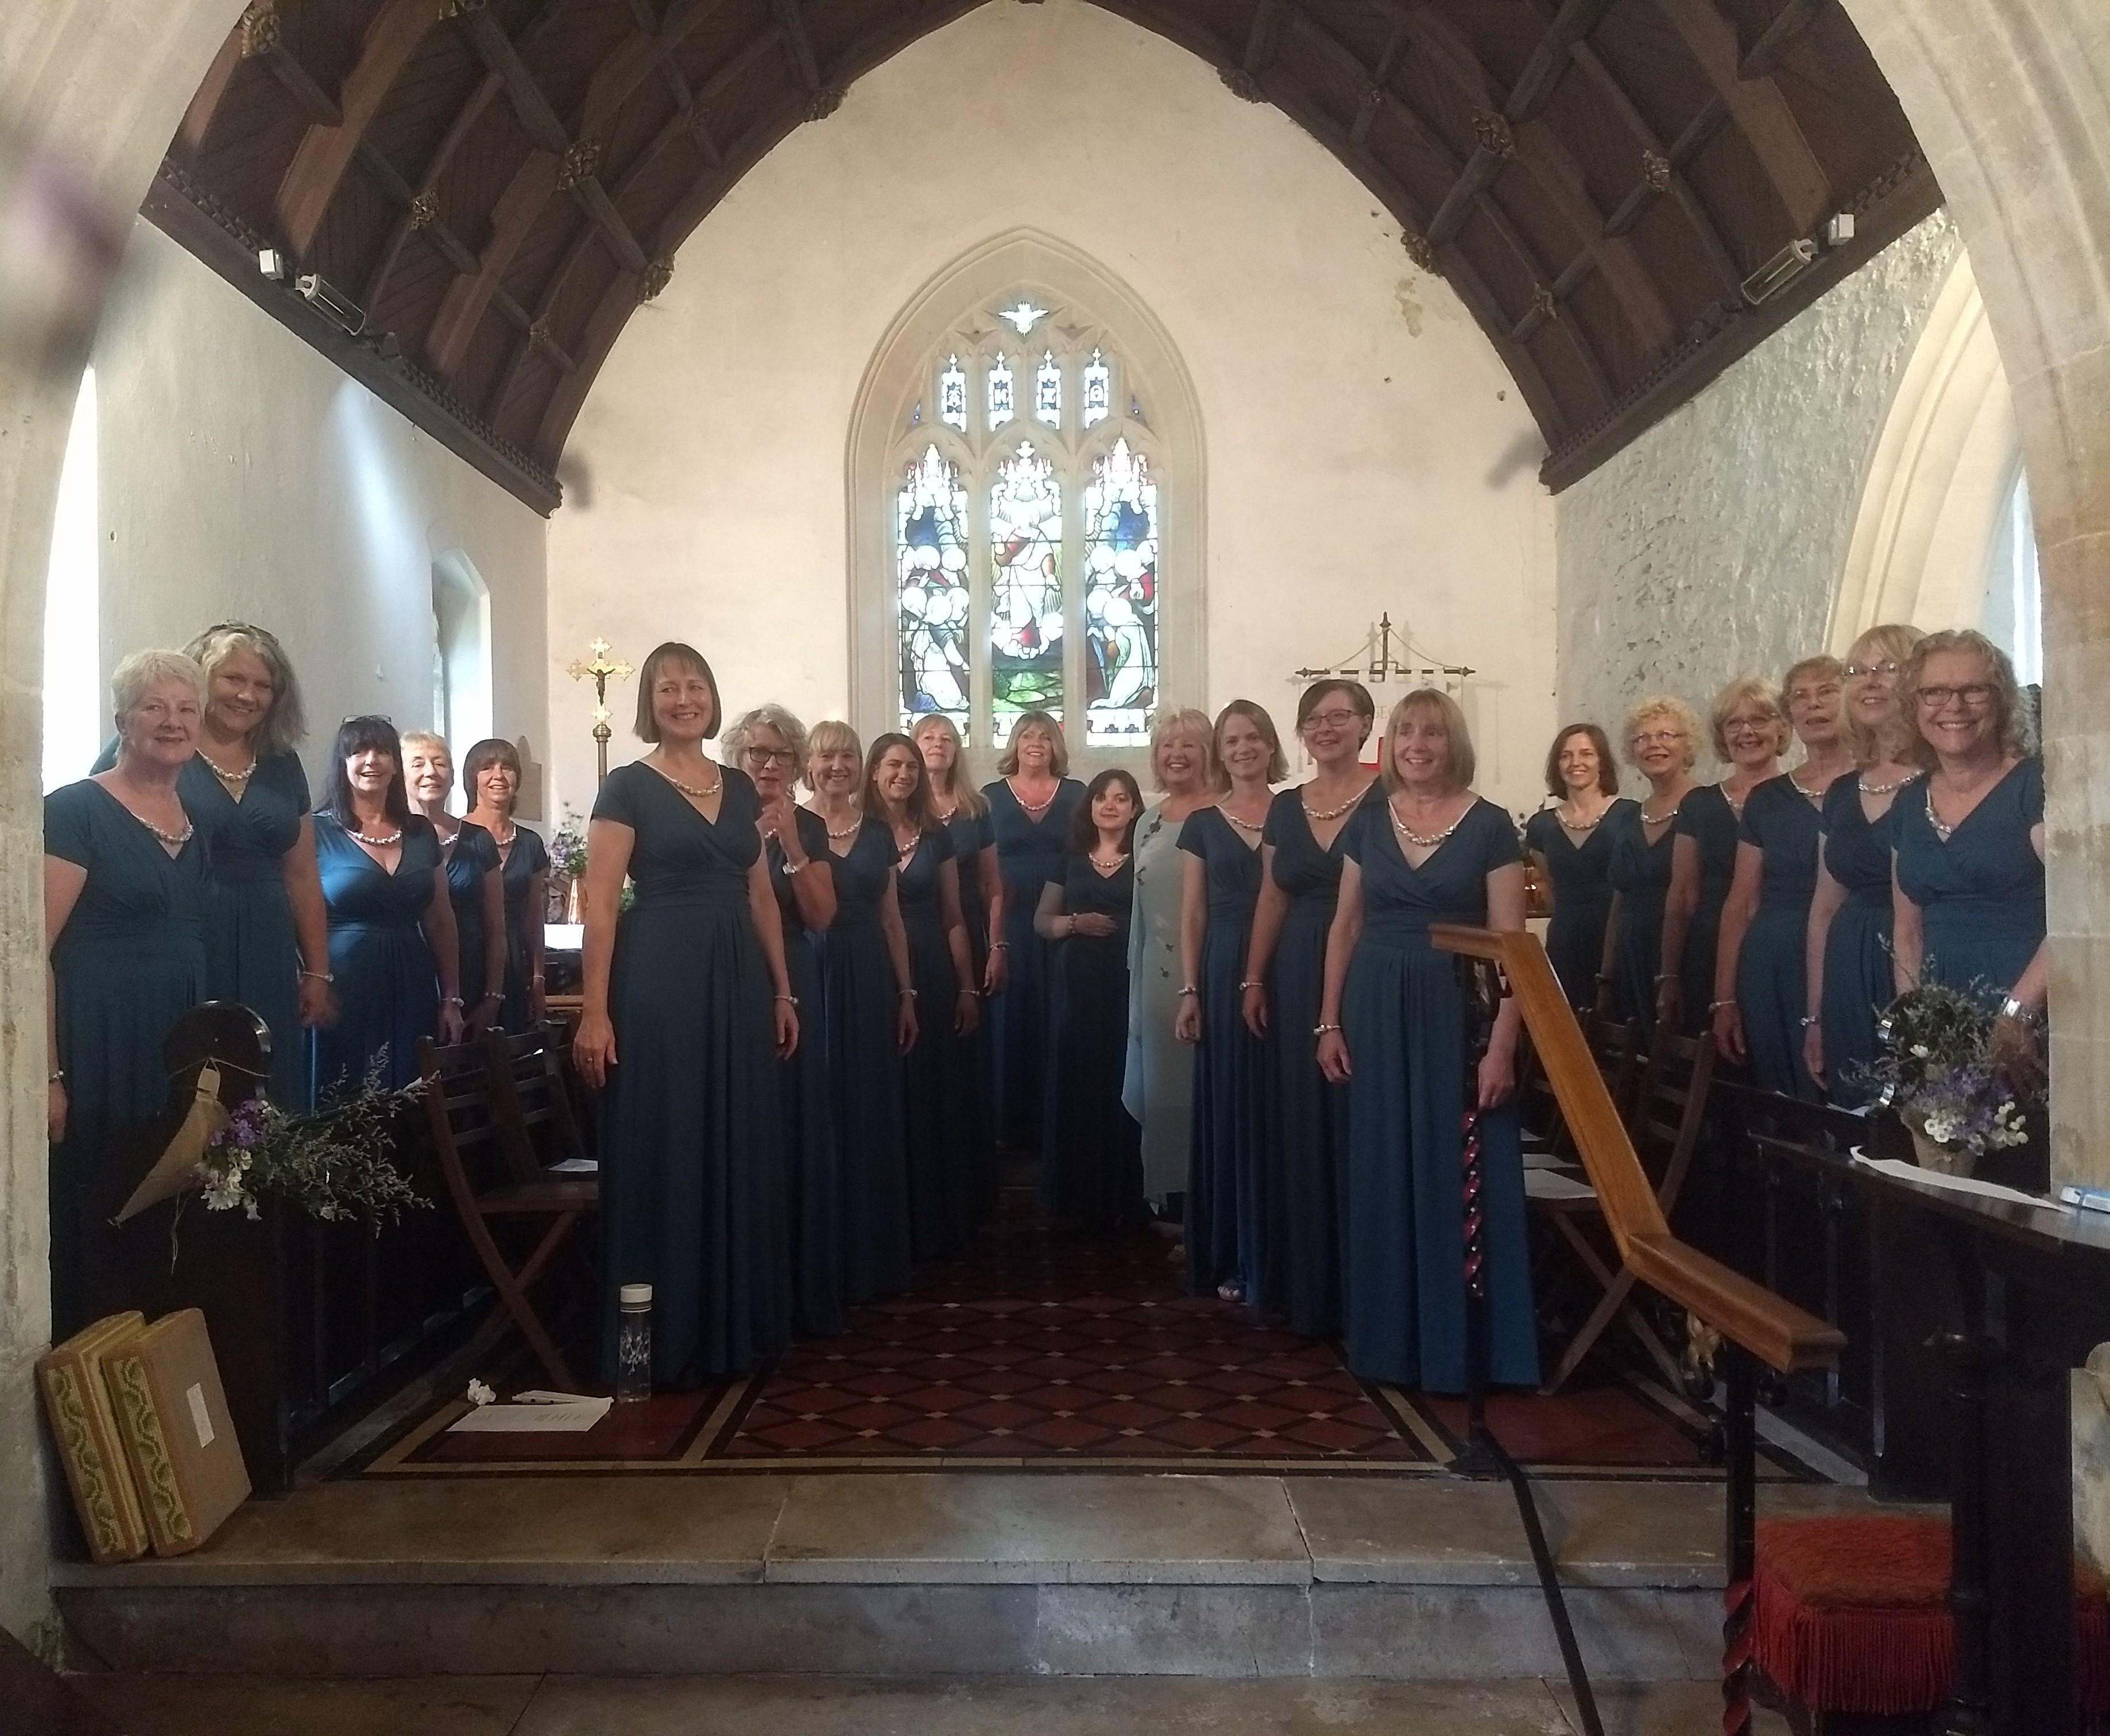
xmin=351 ymin=824 xmax=402 ymax=848
xmin=140 ymin=813 xmax=195 ymax=848
xmin=892 ymin=827 xmax=922 ymax=867
xmin=1640 ymin=798 xmax=1680 ymax=828
xmin=1556 ymin=800 xmax=1611 ymax=834
xmin=1858 ymin=772 xmax=1911 ymax=797
xmin=1223 ymin=805 xmax=1269 ymax=836
xmin=818 ymin=807 xmax=861 ymax=841
xmin=199 ymin=748 xmax=255 ymax=789
xmin=1009 ymin=779 xmax=1058 ymax=820
xmin=1925 ymin=782 xmax=1968 ymax=844
xmin=1089 ymin=847 xmax=1129 ymax=873
xmin=1390 ymin=800 xmax=1466 ymax=850
xmin=650 ymin=762 xmax=721 ymax=803
xmin=1788 ymin=769 xmax=1835 ymax=805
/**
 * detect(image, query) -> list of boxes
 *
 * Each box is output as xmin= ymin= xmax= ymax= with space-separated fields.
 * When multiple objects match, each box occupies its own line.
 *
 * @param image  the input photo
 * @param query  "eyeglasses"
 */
xmin=1631 ymin=730 xmax=1686 ymax=747
xmin=743 ymin=747 xmax=799 ymax=766
xmin=1844 ymin=660 xmax=1900 ymax=680
xmin=1300 ymin=710 xmax=1363 ymax=733
xmin=1722 ymin=712 xmax=1779 ymax=733
xmin=1917 ymin=684 xmax=1996 ymax=709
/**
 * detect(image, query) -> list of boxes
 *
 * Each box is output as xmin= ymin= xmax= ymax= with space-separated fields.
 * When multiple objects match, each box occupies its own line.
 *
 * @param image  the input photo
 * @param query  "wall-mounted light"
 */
xmin=295 ymin=272 xmax=366 ymax=336
xmin=1740 ymin=238 xmax=1818 ymax=307
xmin=1822 ymin=212 xmax=1856 ymax=249
xmin=257 ymin=247 xmax=287 ymax=281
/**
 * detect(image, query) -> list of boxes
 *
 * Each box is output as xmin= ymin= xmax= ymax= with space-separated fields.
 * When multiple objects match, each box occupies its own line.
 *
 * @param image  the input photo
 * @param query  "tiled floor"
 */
xmin=70 ymin=1672 xmax=1791 ymax=1735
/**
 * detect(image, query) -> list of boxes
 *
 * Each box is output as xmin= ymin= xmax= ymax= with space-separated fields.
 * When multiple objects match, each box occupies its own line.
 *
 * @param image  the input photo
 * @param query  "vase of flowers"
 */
xmin=1864 ymin=983 xmax=2037 ymax=1179
xmin=549 ymin=806 xmax=590 ymax=921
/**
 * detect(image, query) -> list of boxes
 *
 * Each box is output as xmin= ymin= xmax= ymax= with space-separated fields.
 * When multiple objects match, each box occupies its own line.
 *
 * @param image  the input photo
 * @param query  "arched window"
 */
xmin=42 ymin=366 xmax=98 ymax=792
xmin=431 ymin=551 xmax=492 ymax=753
xmin=1981 ymin=465 xmax=2043 ymax=688
xmin=852 ymin=234 xmax=1202 ymax=770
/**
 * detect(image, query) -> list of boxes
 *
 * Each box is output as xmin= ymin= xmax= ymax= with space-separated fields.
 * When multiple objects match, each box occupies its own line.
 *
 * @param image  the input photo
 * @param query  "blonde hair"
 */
xmin=1621 ymin=694 xmax=1701 ymax=771
xmin=1147 ymin=707 xmax=1217 ymax=792
xmin=111 ymin=649 xmax=207 ymax=719
xmin=724 ymin=704 xmax=812 ymax=782
xmin=400 ymin=729 xmax=449 ymax=761
xmin=1900 ymin=628 xmax=2035 ymax=768
xmin=1379 ymin=689 xmax=1475 ymax=795
xmin=909 ymin=713 xmax=986 ymax=818
xmin=1708 ymin=677 xmax=1787 ymax=761
xmin=1210 ymin=700 xmax=1288 ymax=792
xmin=183 ymin=622 xmax=306 ymax=758
xmin=633 ymin=641 xmax=721 ymax=742
xmin=996 ymin=709 xmax=1069 ymax=778
xmin=804 ymin=719 xmax=864 ymax=793
xmin=1844 ymin=623 xmax=1927 ymax=766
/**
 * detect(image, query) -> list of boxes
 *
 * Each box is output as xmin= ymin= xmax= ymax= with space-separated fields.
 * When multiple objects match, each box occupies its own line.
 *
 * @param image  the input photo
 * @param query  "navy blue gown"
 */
xmin=771 ymin=807 xmax=841 ymax=1335
xmin=309 ymin=813 xmax=443 ymax=1103
xmin=1894 ymin=758 xmax=2046 ymax=1007
xmin=594 ymin=763 xmax=788 ymax=1380
xmin=1042 ymin=851 xmax=1144 ymax=1231
xmin=444 ymin=822 xmax=501 ymax=1011
xmin=1259 ymin=788 xmax=1373 ymax=1338
xmin=819 ymin=817 xmax=913 ymax=1301
xmin=1179 ymin=805 xmax=1275 ymax=1300
xmin=983 ymin=777 xmax=1085 ymax=1153
xmin=1339 ymin=797 xmax=1537 ymax=1392
xmin=898 ymin=825 xmax=978 ymax=1261
xmin=44 ymin=781 xmax=211 ymax=1336
xmin=941 ymin=803 xmax=997 ymax=1224
xmin=1524 ymin=800 xmax=1635 ymax=1009
xmin=1816 ymin=776 xmax=1900 ymax=1108
xmin=1736 ymin=776 xmax=1823 ymax=1100
xmin=494 ymin=825 xmax=549 ymax=1029
xmin=1674 ymin=786 xmax=1741 ymax=1036
xmin=1604 ymin=801 xmax=1674 ymax=1030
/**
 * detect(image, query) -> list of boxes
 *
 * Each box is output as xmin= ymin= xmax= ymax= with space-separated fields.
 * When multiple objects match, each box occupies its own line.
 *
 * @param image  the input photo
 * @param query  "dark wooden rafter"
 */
xmin=766 ymin=0 xmax=826 ymax=100
xmin=275 ymin=0 xmax=435 ymax=257
xmin=1346 ymin=18 xmax=1410 ymax=148
xmin=1740 ymin=0 xmax=1822 ymax=80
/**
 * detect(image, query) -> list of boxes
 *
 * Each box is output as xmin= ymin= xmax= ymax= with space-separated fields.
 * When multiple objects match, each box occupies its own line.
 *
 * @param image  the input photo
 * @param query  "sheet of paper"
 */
xmin=547 ymin=1157 xmax=598 ymax=1174
xmin=446 ymin=1397 xmax=612 ymax=1433
xmin=1850 ymin=1152 xmax=2072 ymax=1214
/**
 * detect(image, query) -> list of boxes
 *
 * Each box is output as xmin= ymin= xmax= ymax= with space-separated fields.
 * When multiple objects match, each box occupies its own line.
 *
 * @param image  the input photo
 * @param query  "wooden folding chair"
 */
xmin=1528 ymin=1022 xmax=1718 ymax=1394
xmin=416 ymin=1030 xmax=598 ymax=1389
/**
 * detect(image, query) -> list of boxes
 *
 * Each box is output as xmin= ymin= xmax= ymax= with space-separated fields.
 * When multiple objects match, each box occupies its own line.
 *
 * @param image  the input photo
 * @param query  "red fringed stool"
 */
xmin=1753 ymin=1514 xmax=2110 ymax=1734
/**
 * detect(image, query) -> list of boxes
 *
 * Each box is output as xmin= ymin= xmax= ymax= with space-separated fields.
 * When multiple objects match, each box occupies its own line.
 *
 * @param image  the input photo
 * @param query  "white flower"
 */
xmin=1911 ymin=1044 xmax=1930 ymax=1059
xmin=467 ymin=1379 xmax=495 ymax=1407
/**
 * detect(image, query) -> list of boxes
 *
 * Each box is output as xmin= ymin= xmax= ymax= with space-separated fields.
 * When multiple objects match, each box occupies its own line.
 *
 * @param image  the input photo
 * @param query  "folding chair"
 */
xmin=1518 ymin=1009 xmax=1642 ymax=1165
xmin=417 ymin=1030 xmax=598 ymax=1389
xmin=1528 ymin=1022 xmax=1718 ymax=1394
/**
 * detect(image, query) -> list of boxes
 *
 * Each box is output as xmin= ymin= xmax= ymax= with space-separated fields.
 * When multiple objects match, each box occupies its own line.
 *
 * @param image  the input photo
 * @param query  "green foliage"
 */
xmin=196 ymin=1053 xmax=428 ymax=1227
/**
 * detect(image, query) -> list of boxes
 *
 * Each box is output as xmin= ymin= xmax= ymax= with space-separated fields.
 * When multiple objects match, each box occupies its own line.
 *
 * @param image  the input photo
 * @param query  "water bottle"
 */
xmin=615 ymin=1283 xmax=652 ymax=1403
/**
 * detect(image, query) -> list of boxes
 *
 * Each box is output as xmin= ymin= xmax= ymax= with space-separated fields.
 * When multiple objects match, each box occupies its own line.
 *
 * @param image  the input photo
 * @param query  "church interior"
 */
xmin=5 ymin=0 xmax=2109 ymax=1731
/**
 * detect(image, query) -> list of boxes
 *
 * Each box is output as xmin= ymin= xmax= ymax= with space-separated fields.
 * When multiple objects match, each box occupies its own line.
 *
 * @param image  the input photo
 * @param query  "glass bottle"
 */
xmin=615 ymin=1282 xmax=652 ymax=1403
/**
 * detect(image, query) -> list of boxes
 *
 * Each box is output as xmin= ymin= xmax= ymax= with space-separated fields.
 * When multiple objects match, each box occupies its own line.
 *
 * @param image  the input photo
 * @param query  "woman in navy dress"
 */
xmin=1176 ymin=700 xmax=1283 ymax=1304
xmin=1598 ymin=696 xmax=1699 ymax=1032
xmin=1038 ymin=769 xmax=1146 ymax=1232
xmin=1659 ymin=679 xmax=1782 ymax=1033
xmin=728 ymin=705 xmax=841 ymax=1335
xmin=915 ymin=711 xmax=997 ymax=1221
xmin=1522 ymin=723 xmax=1629 ymax=1009
xmin=1240 ymin=680 xmax=1375 ymax=1337
xmin=309 ymin=716 xmax=463 ymax=1102
xmin=871 ymin=733 xmax=982 ymax=1262
xmin=574 ymin=644 xmax=796 ymax=1381
xmin=1892 ymin=630 xmax=2047 ymax=1070
xmin=981 ymin=710 xmax=1084 ymax=1156
xmin=1712 ymin=658 xmax=1850 ymax=1100
xmin=45 ymin=650 xmax=214 ymax=1336
xmin=806 ymin=720 xmax=917 ymax=1302
xmin=1317 ymin=689 xmax=1536 ymax=1393
xmin=1802 ymin=626 xmax=1924 ymax=1106
xmin=462 ymin=738 xmax=548 ymax=1030
xmin=405 ymin=732 xmax=507 ymax=1033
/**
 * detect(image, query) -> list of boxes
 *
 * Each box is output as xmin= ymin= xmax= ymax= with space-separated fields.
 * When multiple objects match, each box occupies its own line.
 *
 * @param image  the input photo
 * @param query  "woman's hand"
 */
xmin=775 ymin=999 xmax=799 ymax=1060
xmin=1070 ymin=912 xmax=1117 ymax=938
xmin=983 ymin=947 xmax=1009 ymax=997
xmin=1317 ymin=1029 xmax=1351 ymax=1084
xmin=467 ymin=994 xmax=498 ymax=1039
xmin=1654 ymin=976 xmax=1682 ymax=1029
xmin=438 ymin=1000 xmax=466 ymax=1046
xmin=955 ymin=987 xmax=981 ymax=1035
xmin=897 ymin=993 xmax=919 ymax=1053
xmin=1241 ymin=983 xmax=1268 ymax=1039
xmin=1476 ymin=1045 xmax=1516 ymax=1110
xmin=1989 ymin=1010 xmax=2044 ymax=1094
xmin=758 ymin=793 xmax=802 ymax=855
xmin=48 ymin=1078 xmax=67 ymax=1144
xmin=572 ymin=1009 xmax=618 ymax=1088
xmin=1801 ymin=1021 xmax=1827 ymax=1090
xmin=297 ymin=973 xmax=338 ymax=1029
xmin=1174 ymin=993 xmax=1200 ymax=1044
xmin=1712 ymin=1000 xmax=1747 ymax=1064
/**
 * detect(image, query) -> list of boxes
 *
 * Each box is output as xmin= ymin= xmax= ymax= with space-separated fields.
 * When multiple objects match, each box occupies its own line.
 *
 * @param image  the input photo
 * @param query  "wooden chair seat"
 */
xmin=477 ymin=1178 xmax=600 ymax=1214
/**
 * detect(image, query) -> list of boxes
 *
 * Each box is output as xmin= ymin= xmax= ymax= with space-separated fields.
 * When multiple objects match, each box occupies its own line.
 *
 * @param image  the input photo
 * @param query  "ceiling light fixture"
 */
xmin=295 ymin=272 xmax=366 ymax=336
xmin=1740 ymin=238 xmax=1818 ymax=308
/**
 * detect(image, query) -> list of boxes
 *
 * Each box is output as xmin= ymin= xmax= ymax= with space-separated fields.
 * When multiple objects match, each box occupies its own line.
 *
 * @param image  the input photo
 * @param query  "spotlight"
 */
xmin=295 ymin=272 xmax=366 ymax=336
xmin=257 ymin=247 xmax=287 ymax=281
xmin=1740 ymin=238 xmax=1818 ymax=307
xmin=1822 ymin=212 xmax=1857 ymax=249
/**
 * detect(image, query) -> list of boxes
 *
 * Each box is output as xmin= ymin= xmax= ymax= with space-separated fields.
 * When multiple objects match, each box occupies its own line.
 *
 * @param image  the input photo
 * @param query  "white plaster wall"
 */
xmin=92 ymin=221 xmax=550 ymax=804
xmin=548 ymin=0 xmax=1556 ymax=822
xmin=1555 ymin=214 xmax=1960 ymax=766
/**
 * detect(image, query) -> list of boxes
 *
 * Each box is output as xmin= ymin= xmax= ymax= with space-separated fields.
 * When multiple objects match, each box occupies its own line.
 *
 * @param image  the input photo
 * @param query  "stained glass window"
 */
xmin=1082 ymin=437 xmax=1158 ymax=746
xmin=896 ymin=445 xmax=972 ymax=731
xmin=988 ymin=443 xmax=1063 ymax=742
xmin=1035 ymin=351 xmax=1062 ymax=427
xmin=939 ymin=356 xmax=966 ymax=431
xmin=1082 ymin=349 xmax=1110 ymax=427
xmin=987 ymin=354 xmax=1015 ymax=430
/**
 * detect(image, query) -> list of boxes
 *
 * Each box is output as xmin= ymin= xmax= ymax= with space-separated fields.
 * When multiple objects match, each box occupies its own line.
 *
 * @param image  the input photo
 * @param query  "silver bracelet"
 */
xmin=1998 ymin=995 xmax=2045 ymax=1028
xmin=775 ymin=994 xmax=799 ymax=1008
xmin=781 ymin=858 xmax=807 ymax=876
xmin=300 ymin=968 xmax=334 ymax=984
xmin=1314 ymin=1022 xmax=1342 ymax=1036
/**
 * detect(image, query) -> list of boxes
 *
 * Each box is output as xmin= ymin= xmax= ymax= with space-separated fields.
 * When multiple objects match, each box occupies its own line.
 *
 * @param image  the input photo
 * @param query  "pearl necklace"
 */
xmin=1301 ymin=788 xmax=1362 ymax=823
xmin=1223 ymin=807 xmax=1268 ymax=835
xmin=199 ymin=749 xmax=255 ymax=788
xmin=353 ymin=827 xmax=402 ymax=848
xmin=1390 ymin=800 xmax=1466 ymax=850
xmin=1858 ymin=773 xmax=1911 ymax=797
xmin=1089 ymin=850 xmax=1129 ymax=871
xmin=1010 ymin=780 xmax=1057 ymax=819
xmin=651 ymin=763 xmax=721 ymax=803
xmin=818 ymin=809 xmax=861 ymax=840
xmin=1640 ymin=800 xmax=1679 ymax=827
xmin=1926 ymin=786 xmax=1957 ymax=844
xmin=1555 ymin=802 xmax=1610 ymax=833
xmin=1788 ymin=770 xmax=1834 ymax=805
xmin=141 ymin=814 xmax=195 ymax=848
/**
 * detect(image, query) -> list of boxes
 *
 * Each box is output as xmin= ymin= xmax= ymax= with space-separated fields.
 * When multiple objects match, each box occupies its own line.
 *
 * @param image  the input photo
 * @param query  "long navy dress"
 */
xmin=1179 ymin=805 xmax=1275 ymax=1300
xmin=44 ymin=781 xmax=211 ymax=1337
xmin=1604 ymin=801 xmax=1674 ymax=1030
xmin=1674 ymin=785 xmax=1741 ymax=1036
xmin=983 ymin=777 xmax=1085 ymax=1153
xmin=898 ymin=825 xmax=978 ymax=1262
xmin=1043 ymin=851 xmax=1144 ymax=1231
xmin=1894 ymin=757 xmax=2046 ymax=1007
xmin=771 ymin=807 xmax=841 ymax=1335
xmin=494 ymin=824 xmax=549 ymax=1029
xmin=1339 ymin=797 xmax=1538 ymax=1392
xmin=1736 ymin=776 xmax=1823 ymax=1100
xmin=1524 ymin=800 xmax=1635 ymax=1009
xmin=940 ymin=802 xmax=997 ymax=1225
xmin=820 ymin=817 xmax=913 ymax=1301
xmin=1817 ymin=776 xmax=1900 ymax=1107
xmin=594 ymin=763 xmax=788 ymax=1380
xmin=309 ymin=813 xmax=442 ymax=1103
xmin=444 ymin=821 xmax=501 ymax=1010
xmin=1259 ymin=788 xmax=1373 ymax=1338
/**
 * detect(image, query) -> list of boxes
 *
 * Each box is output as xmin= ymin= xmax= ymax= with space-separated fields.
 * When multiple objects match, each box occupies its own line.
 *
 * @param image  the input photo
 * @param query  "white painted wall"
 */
xmin=1555 ymin=215 xmax=1961 ymax=768
xmin=548 ymin=0 xmax=1557 ymax=823
xmin=91 ymin=220 xmax=549 ymax=804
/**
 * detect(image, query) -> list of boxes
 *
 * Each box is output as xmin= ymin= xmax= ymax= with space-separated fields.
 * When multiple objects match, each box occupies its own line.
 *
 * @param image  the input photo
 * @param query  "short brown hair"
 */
xmin=861 ymin=731 xmax=938 ymax=831
xmin=633 ymin=641 xmax=722 ymax=742
xmin=1210 ymin=700 xmax=1287 ymax=792
xmin=1780 ymin=654 xmax=1845 ymax=718
xmin=996 ymin=709 xmax=1068 ymax=778
xmin=1542 ymin=723 xmax=1618 ymax=799
xmin=462 ymin=737 xmax=520 ymax=799
xmin=1295 ymin=679 xmax=1376 ymax=742
xmin=1708 ymin=677 xmax=1788 ymax=761
xmin=1900 ymin=627 xmax=2034 ymax=768
xmin=1379 ymin=689 xmax=1474 ymax=795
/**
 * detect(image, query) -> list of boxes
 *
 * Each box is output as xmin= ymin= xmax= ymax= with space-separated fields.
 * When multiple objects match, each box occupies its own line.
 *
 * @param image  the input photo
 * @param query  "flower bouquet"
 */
xmin=1863 ymin=982 xmax=2038 ymax=1177
xmin=195 ymin=1055 xmax=427 ymax=1226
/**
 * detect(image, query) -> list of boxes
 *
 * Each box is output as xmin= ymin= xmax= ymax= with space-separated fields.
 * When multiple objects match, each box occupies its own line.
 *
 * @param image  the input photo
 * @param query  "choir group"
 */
xmin=42 ymin=618 xmax=2046 ymax=1399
